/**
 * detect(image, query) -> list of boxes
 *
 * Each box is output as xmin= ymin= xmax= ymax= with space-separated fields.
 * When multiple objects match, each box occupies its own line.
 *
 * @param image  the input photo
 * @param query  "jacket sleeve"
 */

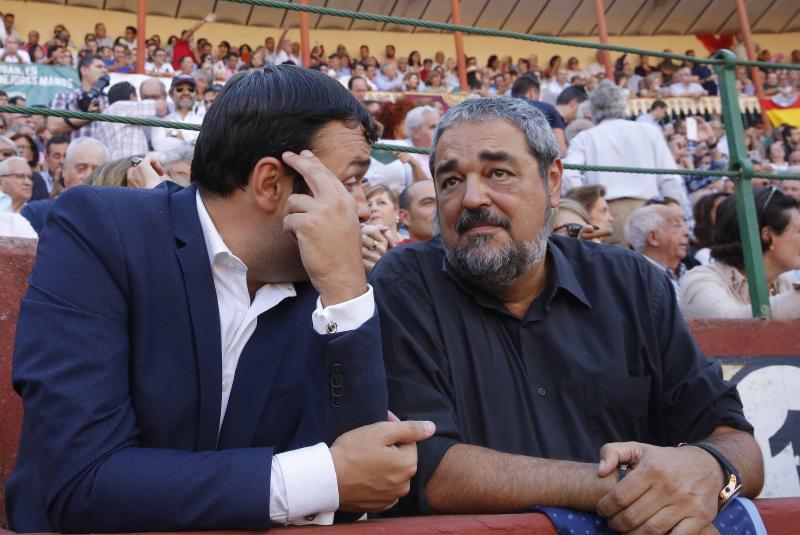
xmin=12 ymin=187 xmax=275 ymax=532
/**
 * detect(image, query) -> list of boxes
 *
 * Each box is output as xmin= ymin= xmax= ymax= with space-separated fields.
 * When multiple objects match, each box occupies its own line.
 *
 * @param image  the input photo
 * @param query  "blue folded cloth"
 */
xmin=533 ymin=497 xmax=766 ymax=535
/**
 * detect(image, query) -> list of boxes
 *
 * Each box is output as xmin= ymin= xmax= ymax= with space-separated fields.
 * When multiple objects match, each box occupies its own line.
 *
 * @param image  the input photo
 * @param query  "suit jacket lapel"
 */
xmin=171 ymin=184 xmax=222 ymax=451
xmin=216 ymin=302 xmax=293 ymax=449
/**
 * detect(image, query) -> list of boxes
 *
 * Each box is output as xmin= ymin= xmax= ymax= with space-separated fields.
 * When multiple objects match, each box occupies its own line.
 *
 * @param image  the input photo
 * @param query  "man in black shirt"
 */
xmin=370 ymin=97 xmax=763 ymax=534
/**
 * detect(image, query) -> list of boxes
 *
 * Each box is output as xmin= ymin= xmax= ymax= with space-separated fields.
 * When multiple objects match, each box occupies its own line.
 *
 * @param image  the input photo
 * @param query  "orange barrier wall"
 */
xmin=1 ymin=237 xmax=798 ymax=532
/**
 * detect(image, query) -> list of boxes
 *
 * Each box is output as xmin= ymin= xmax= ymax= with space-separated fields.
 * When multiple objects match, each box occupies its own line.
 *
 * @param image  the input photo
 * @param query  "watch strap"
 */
xmin=682 ymin=442 xmax=743 ymax=509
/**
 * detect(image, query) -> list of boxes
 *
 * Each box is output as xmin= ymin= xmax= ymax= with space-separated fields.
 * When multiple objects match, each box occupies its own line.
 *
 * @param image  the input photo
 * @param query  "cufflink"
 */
xmin=326 ymin=321 xmax=338 ymax=334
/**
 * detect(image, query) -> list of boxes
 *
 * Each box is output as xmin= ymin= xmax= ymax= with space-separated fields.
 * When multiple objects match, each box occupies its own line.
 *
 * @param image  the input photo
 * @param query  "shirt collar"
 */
xmin=548 ymin=239 xmax=592 ymax=309
xmin=195 ymin=189 xmax=232 ymax=265
xmin=643 ymin=254 xmax=685 ymax=281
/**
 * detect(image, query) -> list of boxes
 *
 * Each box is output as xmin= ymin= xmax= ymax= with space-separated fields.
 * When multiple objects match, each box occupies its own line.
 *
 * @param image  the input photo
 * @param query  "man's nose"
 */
xmin=461 ymin=176 xmax=491 ymax=210
xmin=351 ymin=186 xmax=370 ymax=222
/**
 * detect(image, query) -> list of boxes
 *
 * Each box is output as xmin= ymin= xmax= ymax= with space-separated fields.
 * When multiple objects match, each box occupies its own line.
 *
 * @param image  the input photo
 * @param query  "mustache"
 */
xmin=455 ymin=208 xmax=511 ymax=235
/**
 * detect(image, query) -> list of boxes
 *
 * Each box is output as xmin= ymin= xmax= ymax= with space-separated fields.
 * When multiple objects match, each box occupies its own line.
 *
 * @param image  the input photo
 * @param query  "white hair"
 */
xmin=0 ymin=135 xmax=18 ymax=154
xmin=65 ymin=137 xmax=110 ymax=165
xmin=624 ymin=205 xmax=665 ymax=252
xmin=589 ymin=80 xmax=627 ymax=123
xmin=163 ymin=146 xmax=194 ymax=165
xmin=0 ymin=156 xmax=29 ymax=176
xmin=404 ymin=105 xmax=437 ymax=138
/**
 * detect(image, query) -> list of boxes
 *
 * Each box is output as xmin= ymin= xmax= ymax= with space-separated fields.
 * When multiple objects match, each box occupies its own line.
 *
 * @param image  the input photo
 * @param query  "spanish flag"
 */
xmin=760 ymin=95 xmax=800 ymax=128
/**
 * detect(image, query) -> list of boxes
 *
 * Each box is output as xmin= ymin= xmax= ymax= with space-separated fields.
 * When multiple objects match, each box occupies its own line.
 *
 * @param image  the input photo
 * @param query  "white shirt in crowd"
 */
xmin=0 ymin=212 xmax=37 ymax=239
xmin=151 ymin=110 xmax=203 ymax=153
xmin=563 ymin=118 xmax=688 ymax=207
xmin=0 ymin=47 xmax=30 ymax=63
xmin=145 ymin=62 xmax=175 ymax=75
xmin=669 ymin=82 xmax=707 ymax=97
xmin=195 ymin=192 xmax=374 ymax=525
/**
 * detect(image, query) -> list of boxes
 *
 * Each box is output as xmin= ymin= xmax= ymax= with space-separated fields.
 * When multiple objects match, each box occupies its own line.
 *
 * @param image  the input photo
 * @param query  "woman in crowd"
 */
xmin=544 ymin=55 xmax=561 ymax=81
xmin=563 ymin=184 xmax=614 ymax=232
xmin=407 ymin=50 xmax=422 ymax=73
xmin=366 ymin=185 xmax=402 ymax=245
xmin=425 ymin=70 xmax=448 ymax=93
xmin=767 ymin=141 xmax=788 ymax=172
xmin=403 ymin=72 xmax=425 ymax=92
xmin=691 ymin=192 xmax=729 ymax=265
xmin=10 ymin=133 xmax=40 ymax=172
xmin=681 ymin=187 xmax=800 ymax=318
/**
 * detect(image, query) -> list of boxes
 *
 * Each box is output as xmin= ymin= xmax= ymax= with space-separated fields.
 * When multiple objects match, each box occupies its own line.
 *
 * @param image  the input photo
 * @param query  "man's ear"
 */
xmin=399 ymin=208 xmax=412 ymax=227
xmin=249 ymin=156 xmax=291 ymax=214
xmin=761 ymin=226 xmax=773 ymax=248
xmin=646 ymin=228 xmax=660 ymax=248
xmin=548 ymin=159 xmax=563 ymax=209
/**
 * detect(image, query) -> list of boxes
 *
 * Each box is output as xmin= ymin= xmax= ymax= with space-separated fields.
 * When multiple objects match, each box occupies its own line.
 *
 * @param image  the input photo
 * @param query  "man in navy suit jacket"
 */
xmin=6 ymin=66 xmax=435 ymax=533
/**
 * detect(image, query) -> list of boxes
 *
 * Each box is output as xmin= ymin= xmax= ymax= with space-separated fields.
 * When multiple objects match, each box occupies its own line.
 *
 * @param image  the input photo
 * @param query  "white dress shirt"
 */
xmin=151 ymin=110 xmax=203 ymax=153
xmin=563 ymin=119 xmax=688 ymax=208
xmin=0 ymin=212 xmax=37 ymax=238
xmin=195 ymin=192 xmax=375 ymax=525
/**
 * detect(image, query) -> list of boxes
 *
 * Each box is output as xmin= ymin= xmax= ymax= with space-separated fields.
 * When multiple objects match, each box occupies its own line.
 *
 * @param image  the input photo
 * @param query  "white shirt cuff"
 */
xmin=311 ymin=285 xmax=375 ymax=335
xmin=269 ymin=443 xmax=339 ymax=526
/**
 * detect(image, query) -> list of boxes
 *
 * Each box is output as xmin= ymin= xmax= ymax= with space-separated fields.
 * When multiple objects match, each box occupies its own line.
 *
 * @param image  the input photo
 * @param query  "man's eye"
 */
xmin=440 ymin=178 xmax=458 ymax=190
xmin=491 ymin=169 xmax=508 ymax=178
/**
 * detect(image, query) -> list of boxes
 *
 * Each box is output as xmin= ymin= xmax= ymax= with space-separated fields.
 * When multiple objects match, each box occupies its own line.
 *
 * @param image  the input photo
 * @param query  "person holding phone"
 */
xmin=8 ymin=65 xmax=434 ymax=533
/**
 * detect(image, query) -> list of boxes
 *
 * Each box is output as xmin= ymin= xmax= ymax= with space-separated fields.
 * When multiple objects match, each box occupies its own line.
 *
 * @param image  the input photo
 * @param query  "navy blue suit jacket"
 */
xmin=6 ymin=184 xmax=387 ymax=533
xmin=20 ymin=198 xmax=53 ymax=234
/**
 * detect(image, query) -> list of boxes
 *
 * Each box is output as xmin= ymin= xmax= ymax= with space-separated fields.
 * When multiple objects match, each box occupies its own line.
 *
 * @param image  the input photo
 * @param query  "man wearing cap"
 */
xmin=152 ymin=73 xmax=204 ymax=153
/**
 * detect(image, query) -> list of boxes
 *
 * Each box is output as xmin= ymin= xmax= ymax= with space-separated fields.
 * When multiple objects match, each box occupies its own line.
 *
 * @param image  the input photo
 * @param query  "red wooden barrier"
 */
xmin=1 ymin=237 xmax=798 ymax=533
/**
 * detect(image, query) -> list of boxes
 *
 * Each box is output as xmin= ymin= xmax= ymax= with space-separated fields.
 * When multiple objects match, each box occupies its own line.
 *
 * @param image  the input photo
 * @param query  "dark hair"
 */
xmin=348 ymin=76 xmax=367 ymax=90
xmin=511 ymin=74 xmax=540 ymax=97
xmin=126 ymin=26 xmax=137 ymax=35
xmin=46 ymin=134 xmax=70 ymax=152
xmin=650 ymin=99 xmax=668 ymax=111
xmin=108 ymin=81 xmax=136 ymax=104
xmin=693 ymin=192 xmax=729 ymax=249
xmin=10 ymin=132 xmax=40 ymax=166
xmin=46 ymin=43 xmax=63 ymax=57
xmin=0 ymin=90 xmax=7 ymax=97
xmin=564 ymin=184 xmax=606 ymax=213
xmin=486 ymin=54 xmax=499 ymax=69
xmin=8 ymin=96 xmax=25 ymax=105
xmin=556 ymin=85 xmax=588 ymax=105
xmin=192 ymin=65 xmax=377 ymax=196
xmin=78 ymin=53 xmax=103 ymax=81
xmin=711 ymin=187 xmax=799 ymax=270
xmin=153 ymin=47 xmax=165 ymax=55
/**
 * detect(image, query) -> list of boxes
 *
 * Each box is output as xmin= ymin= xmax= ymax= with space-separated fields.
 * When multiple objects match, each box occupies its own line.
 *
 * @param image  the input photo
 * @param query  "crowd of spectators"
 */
xmin=1 ymin=9 xmax=799 ymax=318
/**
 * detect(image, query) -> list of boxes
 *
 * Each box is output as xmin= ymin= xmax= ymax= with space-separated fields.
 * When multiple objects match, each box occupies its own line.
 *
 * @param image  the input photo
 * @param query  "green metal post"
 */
xmin=713 ymin=49 xmax=771 ymax=318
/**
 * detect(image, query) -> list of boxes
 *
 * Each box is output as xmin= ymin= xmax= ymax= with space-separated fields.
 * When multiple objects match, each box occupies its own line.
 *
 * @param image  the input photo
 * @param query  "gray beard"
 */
xmin=445 ymin=207 xmax=551 ymax=292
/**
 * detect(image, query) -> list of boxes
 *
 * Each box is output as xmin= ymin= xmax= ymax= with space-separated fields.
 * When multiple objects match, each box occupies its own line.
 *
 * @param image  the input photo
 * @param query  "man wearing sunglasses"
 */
xmin=151 ymin=73 xmax=204 ymax=153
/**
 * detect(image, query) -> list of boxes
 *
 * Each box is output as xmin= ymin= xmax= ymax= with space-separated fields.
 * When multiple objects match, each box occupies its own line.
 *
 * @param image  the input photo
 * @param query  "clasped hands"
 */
xmin=595 ymin=442 xmax=725 ymax=535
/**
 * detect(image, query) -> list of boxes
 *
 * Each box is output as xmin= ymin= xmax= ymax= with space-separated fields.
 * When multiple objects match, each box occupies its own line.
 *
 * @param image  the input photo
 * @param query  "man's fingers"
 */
xmin=606 ymin=486 xmax=665 ymax=533
xmin=598 ymin=441 xmax=643 ymax=476
xmin=285 ymin=193 xmax=318 ymax=215
xmin=388 ymin=410 xmax=400 ymax=422
xmin=669 ymin=517 xmax=719 ymax=535
xmin=381 ymin=420 xmax=436 ymax=445
xmin=281 ymin=150 xmax=338 ymax=198
xmin=625 ymin=505 xmax=685 ymax=535
xmin=596 ymin=471 xmax=651 ymax=518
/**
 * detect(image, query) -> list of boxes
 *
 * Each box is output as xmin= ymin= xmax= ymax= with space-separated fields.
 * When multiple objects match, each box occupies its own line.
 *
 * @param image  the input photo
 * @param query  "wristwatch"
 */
xmin=680 ymin=442 xmax=743 ymax=509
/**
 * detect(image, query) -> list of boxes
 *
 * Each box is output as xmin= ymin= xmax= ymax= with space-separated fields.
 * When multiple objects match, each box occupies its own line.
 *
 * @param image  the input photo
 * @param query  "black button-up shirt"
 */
xmin=370 ymin=236 xmax=752 ymax=514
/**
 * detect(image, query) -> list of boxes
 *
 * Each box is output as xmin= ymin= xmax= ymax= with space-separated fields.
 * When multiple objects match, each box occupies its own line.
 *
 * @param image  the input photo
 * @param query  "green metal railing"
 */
xmin=4 ymin=0 xmax=800 ymax=317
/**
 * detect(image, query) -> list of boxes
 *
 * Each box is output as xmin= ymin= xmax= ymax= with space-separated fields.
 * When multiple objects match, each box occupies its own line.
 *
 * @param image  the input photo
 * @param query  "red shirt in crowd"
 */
xmin=172 ymin=39 xmax=195 ymax=70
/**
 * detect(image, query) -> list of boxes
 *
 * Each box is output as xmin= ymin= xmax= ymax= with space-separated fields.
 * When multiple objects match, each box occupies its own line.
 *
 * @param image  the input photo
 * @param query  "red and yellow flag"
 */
xmin=760 ymin=97 xmax=800 ymax=128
